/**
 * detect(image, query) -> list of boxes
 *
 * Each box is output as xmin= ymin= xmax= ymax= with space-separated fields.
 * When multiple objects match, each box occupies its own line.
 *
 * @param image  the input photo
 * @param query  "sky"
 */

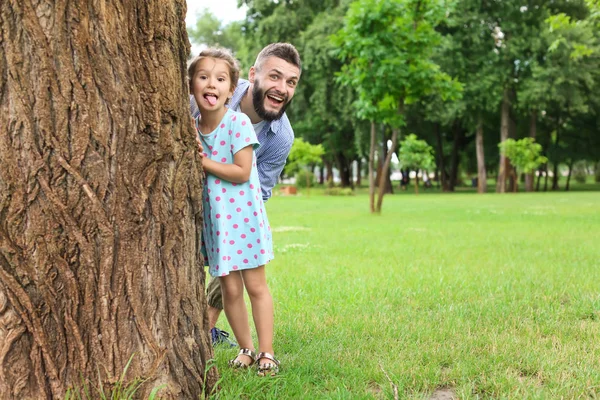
xmin=186 ymin=0 xmax=248 ymax=26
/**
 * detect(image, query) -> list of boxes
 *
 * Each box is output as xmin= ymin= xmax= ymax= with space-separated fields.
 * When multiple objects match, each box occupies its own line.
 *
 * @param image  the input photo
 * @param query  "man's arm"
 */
xmin=257 ymin=133 xmax=294 ymax=201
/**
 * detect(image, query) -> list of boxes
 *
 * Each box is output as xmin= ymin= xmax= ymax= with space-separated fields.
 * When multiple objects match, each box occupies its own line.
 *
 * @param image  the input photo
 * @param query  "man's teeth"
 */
xmin=268 ymin=95 xmax=283 ymax=102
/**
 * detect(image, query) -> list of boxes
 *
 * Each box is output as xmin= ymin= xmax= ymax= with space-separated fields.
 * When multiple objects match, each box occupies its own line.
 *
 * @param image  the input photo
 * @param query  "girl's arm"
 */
xmin=202 ymin=145 xmax=253 ymax=184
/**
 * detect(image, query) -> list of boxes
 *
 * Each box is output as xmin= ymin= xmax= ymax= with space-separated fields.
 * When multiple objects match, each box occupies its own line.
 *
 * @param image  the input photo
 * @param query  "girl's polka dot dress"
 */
xmin=197 ymin=109 xmax=274 ymax=277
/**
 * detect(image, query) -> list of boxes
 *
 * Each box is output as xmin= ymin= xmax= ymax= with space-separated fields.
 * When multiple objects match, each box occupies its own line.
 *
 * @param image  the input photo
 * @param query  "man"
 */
xmin=191 ymin=43 xmax=302 ymax=346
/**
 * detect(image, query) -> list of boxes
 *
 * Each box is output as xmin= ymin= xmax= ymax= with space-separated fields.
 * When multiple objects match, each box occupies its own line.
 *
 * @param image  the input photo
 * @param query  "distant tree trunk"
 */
xmin=552 ymin=117 xmax=561 ymax=190
xmin=318 ymin=164 xmax=325 ymax=185
xmin=375 ymin=104 xmax=401 ymax=212
xmin=448 ymin=121 xmax=463 ymax=191
xmin=368 ymin=122 xmax=376 ymax=213
xmin=496 ymin=88 xmax=511 ymax=193
xmin=536 ymin=165 xmax=543 ymax=192
xmin=0 ymin=1 xmax=214 ymax=399
xmin=325 ymin=161 xmax=334 ymax=184
xmin=434 ymin=123 xmax=450 ymax=191
xmin=525 ymin=111 xmax=537 ymax=192
xmin=356 ymin=158 xmax=362 ymax=186
xmin=507 ymin=108 xmax=517 ymax=192
xmin=335 ymin=152 xmax=353 ymax=188
xmin=565 ymin=160 xmax=574 ymax=191
xmin=544 ymin=164 xmax=550 ymax=191
xmin=375 ymin=126 xmax=393 ymax=193
xmin=475 ymin=117 xmax=487 ymax=193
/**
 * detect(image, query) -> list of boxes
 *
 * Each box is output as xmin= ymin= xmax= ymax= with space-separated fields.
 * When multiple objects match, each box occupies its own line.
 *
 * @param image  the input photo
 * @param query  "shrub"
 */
xmin=295 ymin=170 xmax=316 ymax=188
xmin=324 ymin=187 xmax=354 ymax=196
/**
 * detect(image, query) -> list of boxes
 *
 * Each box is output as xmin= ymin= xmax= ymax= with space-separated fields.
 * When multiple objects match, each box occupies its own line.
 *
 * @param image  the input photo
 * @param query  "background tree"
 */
xmin=398 ymin=134 xmax=436 ymax=194
xmin=0 ymin=1 xmax=214 ymax=398
xmin=285 ymin=138 xmax=326 ymax=194
xmin=498 ymin=138 xmax=548 ymax=192
xmin=334 ymin=0 xmax=461 ymax=213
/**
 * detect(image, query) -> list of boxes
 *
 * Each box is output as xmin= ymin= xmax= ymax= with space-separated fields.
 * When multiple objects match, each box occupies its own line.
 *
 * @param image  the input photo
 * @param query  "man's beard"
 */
xmin=252 ymin=79 xmax=291 ymax=121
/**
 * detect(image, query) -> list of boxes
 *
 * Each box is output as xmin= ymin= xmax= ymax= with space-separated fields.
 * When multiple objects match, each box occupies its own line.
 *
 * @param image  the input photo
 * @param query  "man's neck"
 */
xmin=240 ymin=86 xmax=263 ymax=124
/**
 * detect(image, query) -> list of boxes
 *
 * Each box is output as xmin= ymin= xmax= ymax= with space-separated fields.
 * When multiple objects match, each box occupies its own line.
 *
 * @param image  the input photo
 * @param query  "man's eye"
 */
xmin=288 ymin=80 xmax=297 ymax=87
xmin=270 ymin=75 xmax=278 ymax=80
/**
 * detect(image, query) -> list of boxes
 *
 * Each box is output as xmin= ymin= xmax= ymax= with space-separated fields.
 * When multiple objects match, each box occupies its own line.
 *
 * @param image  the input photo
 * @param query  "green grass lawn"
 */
xmin=209 ymin=190 xmax=600 ymax=399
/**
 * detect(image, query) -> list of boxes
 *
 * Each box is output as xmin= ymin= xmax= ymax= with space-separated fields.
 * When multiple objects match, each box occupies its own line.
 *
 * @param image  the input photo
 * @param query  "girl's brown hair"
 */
xmin=188 ymin=48 xmax=240 ymax=102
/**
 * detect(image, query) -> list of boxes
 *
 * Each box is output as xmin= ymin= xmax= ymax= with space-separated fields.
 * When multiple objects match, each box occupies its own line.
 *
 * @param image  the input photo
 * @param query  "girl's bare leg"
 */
xmin=241 ymin=265 xmax=274 ymax=364
xmin=219 ymin=272 xmax=254 ymax=365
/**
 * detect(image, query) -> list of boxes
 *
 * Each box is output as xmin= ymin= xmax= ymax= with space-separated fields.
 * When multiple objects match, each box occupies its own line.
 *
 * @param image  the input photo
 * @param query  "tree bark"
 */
xmin=0 ymin=1 xmax=215 ymax=398
xmin=475 ymin=117 xmax=487 ymax=193
xmin=552 ymin=117 xmax=561 ymax=190
xmin=448 ymin=121 xmax=463 ymax=192
xmin=434 ymin=123 xmax=450 ymax=192
xmin=525 ymin=111 xmax=537 ymax=192
xmin=356 ymin=158 xmax=362 ymax=186
xmin=496 ymin=88 xmax=511 ymax=193
xmin=565 ymin=160 xmax=574 ymax=191
xmin=368 ymin=122 xmax=376 ymax=213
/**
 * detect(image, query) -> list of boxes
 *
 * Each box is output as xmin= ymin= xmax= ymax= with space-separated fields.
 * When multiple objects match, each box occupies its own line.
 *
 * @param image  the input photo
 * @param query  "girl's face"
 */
xmin=191 ymin=57 xmax=234 ymax=114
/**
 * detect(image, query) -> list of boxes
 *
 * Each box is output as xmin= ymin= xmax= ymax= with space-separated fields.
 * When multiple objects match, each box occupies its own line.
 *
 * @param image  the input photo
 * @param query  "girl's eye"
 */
xmin=218 ymin=77 xmax=226 ymax=82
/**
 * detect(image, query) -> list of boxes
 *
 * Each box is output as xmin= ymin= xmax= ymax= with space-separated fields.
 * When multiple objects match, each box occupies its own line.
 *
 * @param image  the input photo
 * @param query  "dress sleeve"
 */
xmin=231 ymin=112 xmax=259 ymax=155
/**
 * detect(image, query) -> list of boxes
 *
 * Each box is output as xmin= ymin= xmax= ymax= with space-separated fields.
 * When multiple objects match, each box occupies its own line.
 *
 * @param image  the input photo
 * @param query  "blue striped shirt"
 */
xmin=190 ymin=79 xmax=294 ymax=202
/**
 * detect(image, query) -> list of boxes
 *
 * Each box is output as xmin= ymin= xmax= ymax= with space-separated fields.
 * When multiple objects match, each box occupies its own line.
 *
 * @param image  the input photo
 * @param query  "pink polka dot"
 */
xmin=208 ymin=189 xmax=211 ymax=193
xmin=260 ymin=250 xmax=265 ymax=254
xmin=222 ymin=239 xmax=226 ymax=244
xmin=221 ymin=157 xmax=227 ymax=162
xmin=236 ymin=207 xmax=242 ymax=212
xmin=227 ymin=256 xmax=232 ymax=261
xmin=212 ymin=151 xmax=218 ymax=156
xmin=225 ymin=232 xmax=229 ymax=237
xmin=242 ymin=121 xmax=247 ymax=126
xmin=247 ymin=201 xmax=253 ymax=206
xmin=260 ymin=223 xmax=263 ymax=227
xmin=229 ymin=198 xmax=235 ymax=203
xmin=257 ymin=239 xmax=261 ymax=243
xmin=232 ymin=115 xmax=237 ymax=121
xmin=216 ymin=265 xmax=219 ymax=270
xmin=222 ymin=256 xmax=227 ymax=261
xmin=208 ymin=145 xmax=213 ymax=150
xmin=241 ymin=234 xmax=247 ymax=239
xmin=244 ymin=218 xmax=249 ymax=223
xmin=216 ymin=196 xmax=221 ymax=201
xmin=243 ymin=259 xmax=248 ymax=263
xmin=220 ymin=123 xmax=225 ymax=128
xmin=217 ymin=248 xmax=220 ymax=253
xmin=229 ymin=129 xmax=233 ymax=135
xmin=221 ymin=273 xmax=226 ymax=276
xmin=253 ymin=212 xmax=258 ymax=216
xmin=222 ymin=188 xmax=227 ymax=193
xmin=220 ymin=140 xmax=226 ymax=145
xmin=245 ymin=137 xmax=250 ymax=143
xmin=250 ymin=228 xmax=256 ymax=233
xmin=215 ymin=179 xmax=221 ymax=184
xmin=233 ymin=224 xmax=239 ymax=229
xmin=202 ymin=152 xmax=208 ymax=157
xmin=254 ymin=255 xmax=258 ymax=259
xmin=239 ymin=190 xmax=245 ymax=196
xmin=227 ymin=215 xmax=232 ymax=220
xmin=247 ymin=244 xmax=253 ymax=248
xmin=250 ymin=184 xmax=255 ymax=189
xmin=216 ymin=214 xmax=221 ymax=219
xmin=231 ymin=145 xmax=234 ymax=150
xmin=217 ymin=231 xmax=220 ymax=236
xmin=233 ymin=265 xmax=238 ymax=270
xmin=229 ymin=240 xmax=235 ymax=245
xmin=237 ymin=250 xmax=243 ymax=254
xmin=236 ymin=132 xmax=241 ymax=138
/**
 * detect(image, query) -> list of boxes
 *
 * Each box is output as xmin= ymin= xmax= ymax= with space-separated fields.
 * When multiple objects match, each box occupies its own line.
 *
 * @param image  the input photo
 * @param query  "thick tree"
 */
xmin=0 ymin=1 xmax=215 ymax=398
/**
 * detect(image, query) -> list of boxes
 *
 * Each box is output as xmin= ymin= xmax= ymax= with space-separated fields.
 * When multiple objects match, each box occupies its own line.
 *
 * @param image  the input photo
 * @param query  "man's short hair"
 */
xmin=254 ymin=43 xmax=302 ymax=73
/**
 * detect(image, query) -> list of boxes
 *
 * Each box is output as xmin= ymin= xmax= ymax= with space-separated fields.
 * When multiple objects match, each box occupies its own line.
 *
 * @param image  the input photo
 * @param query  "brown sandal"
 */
xmin=228 ymin=348 xmax=256 ymax=369
xmin=256 ymin=352 xmax=280 ymax=376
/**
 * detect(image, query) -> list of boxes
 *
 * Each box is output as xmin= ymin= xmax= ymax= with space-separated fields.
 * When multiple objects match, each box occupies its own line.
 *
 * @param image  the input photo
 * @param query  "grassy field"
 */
xmin=208 ymin=190 xmax=600 ymax=399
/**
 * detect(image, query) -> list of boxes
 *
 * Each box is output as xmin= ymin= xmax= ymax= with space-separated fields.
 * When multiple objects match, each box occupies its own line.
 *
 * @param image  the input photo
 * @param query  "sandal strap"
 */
xmin=238 ymin=348 xmax=256 ymax=361
xmin=256 ymin=352 xmax=279 ymax=366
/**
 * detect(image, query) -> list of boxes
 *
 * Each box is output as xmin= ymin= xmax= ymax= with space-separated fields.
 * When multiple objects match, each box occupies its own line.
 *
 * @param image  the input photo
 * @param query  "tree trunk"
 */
xmin=318 ymin=164 xmax=325 ymax=185
xmin=525 ymin=111 xmax=537 ymax=192
xmin=552 ymin=119 xmax=561 ymax=190
xmin=369 ymin=122 xmax=376 ymax=213
xmin=356 ymin=158 xmax=362 ymax=186
xmin=375 ymin=128 xmax=399 ymax=212
xmin=326 ymin=161 xmax=334 ymax=185
xmin=565 ymin=160 xmax=574 ymax=191
xmin=335 ymin=152 xmax=353 ymax=189
xmin=448 ymin=121 xmax=463 ymax=192
xmin=475 ymin=117 xmax=487 ymax=193
xmin=496 ymin=88 xmax=511 ymax=193
xmin=0 ymin=2 xmax=215 ymax=399
xmin=434 ymin=123 xmax=450 ymax=192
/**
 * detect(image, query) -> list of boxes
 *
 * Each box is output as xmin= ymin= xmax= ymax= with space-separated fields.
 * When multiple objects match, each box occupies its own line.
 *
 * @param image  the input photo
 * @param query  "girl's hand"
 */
xmin=196 ymin=136 xmax=204 ymax=157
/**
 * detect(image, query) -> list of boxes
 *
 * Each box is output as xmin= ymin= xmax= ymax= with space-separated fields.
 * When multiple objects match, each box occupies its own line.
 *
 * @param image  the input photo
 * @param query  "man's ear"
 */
xmin=248 ymin=66 xmax=256 ymax=83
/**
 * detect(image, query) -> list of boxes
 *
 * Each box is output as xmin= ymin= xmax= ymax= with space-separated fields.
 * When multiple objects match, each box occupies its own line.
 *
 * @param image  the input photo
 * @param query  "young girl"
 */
xmin=189 ymin=48 xmax=279 ymax=376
